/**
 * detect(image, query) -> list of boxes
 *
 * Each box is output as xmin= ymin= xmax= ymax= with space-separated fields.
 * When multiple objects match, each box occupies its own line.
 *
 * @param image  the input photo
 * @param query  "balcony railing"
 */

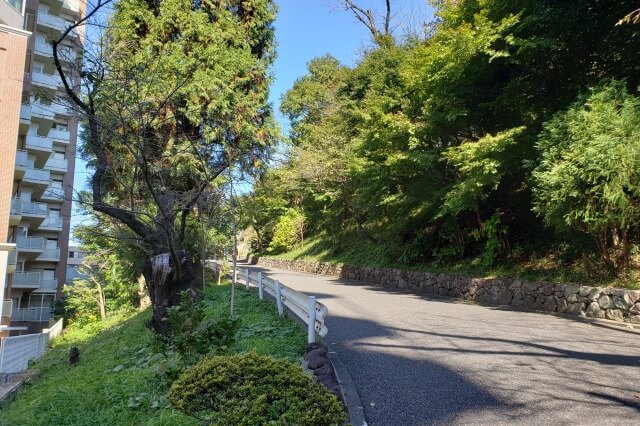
xmin=11 ymin=308 xmax=52 ymax=322
xmin=16 ymin=236 xmax=45 ymax=251
xmin=31 ymin=70 xmax=63 ymax=91
xmin=40 ymin=278 xmax=58 ymax=292
xmin=48 ymin=128 xmax=70 ymax=142
xmin=34 ymin=38 xmax=76 ymax=62
xmin=40 ymin=217 xmax=63 ymax=230
xmin=24 ymin=167 xmax=51 ymax=185
xmin=7 ymin=249 xmax=17 ymax=267
xmin=15 ymin=150 xmax=28 ymax=168
xmin=12 ymin=271 xmax=42 ymax=288
xmin=11 ymin=198 xmax=47 ymax=216
xmin=62 ymin=0 xmax=81 ymax=14
xmin=20 ymin=104 xmax=31 ymax=121
xmin=30 ymin=100 xmax=55 ymax=121
xmin=37 ymin=10 xmax=66 ymax=33
xmin=36 ymin=247 xmax=60 ymax=261
xmin=1 ymin=300 xmax=12 ymax=318
xmin=44 ymin=157 xmax=68 ymax=172
xmin=25 ymin=134 xmax=53 ymax=151
xmin=42 ymin=185 xmax=65 ymax=201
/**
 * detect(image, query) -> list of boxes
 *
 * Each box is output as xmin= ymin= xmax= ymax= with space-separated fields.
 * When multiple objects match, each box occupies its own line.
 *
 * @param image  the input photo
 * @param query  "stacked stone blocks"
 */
xmin=254 ymin=257 xmax=640 ymax=324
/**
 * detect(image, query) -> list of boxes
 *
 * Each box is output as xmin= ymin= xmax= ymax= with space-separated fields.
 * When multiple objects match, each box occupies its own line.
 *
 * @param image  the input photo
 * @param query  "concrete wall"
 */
xmin=254 ymin=257 xmax=640 ymax=324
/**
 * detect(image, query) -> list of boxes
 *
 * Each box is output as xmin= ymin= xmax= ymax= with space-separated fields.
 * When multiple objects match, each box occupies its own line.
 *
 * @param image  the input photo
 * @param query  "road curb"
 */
xmin=328 ymin=343 xmax=368 ymax=426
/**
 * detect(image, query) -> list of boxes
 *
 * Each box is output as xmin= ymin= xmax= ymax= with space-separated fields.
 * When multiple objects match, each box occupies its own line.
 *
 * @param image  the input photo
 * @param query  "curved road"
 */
xmin=246 ymin=264 xmax=640 ymax=425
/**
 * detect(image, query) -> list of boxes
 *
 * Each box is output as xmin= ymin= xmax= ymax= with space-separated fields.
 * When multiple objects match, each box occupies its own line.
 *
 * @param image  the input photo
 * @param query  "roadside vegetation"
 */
xmin=0 ymin=284 xmax=345 ymax=425
xmin=241 ymin=1 xmax=640 ymax=289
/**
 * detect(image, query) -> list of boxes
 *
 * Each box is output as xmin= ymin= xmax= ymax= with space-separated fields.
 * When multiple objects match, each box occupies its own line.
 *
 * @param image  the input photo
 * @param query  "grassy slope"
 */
xmin=0 ymin=283 xmax=307 ymax=426
xmin=269 ymin=235 xmax=639 ymax=289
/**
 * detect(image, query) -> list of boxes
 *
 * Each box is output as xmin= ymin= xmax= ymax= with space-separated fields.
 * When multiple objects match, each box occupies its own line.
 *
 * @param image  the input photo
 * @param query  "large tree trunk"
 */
xmin=144 ymin=251 xmax=195 ymax=335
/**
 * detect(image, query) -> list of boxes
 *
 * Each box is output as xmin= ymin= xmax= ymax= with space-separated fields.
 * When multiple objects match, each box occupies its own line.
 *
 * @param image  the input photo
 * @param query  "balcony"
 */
xmin=35 ymin=278 xmax=58 ymax=293
xmin=34 ymin=38 xmax=76 ymax=63
xmin=25 ymin=134 xmax=53 ymax=166
xmin=20 ymin=104 xmax=31 ymax=123
xmin=29 ymin=100 xmax=55 ymax=134
xmin=11 ymin=307 xmax=52 ymax=322
xmin=48 ymin=128 xmax=70 ymax=143
xmin=10 ymin=198 xmax=47 ymax=228
xmin=31 ymin=70 xmax=63 ymax=95
xmin=37 ymin=9 xmax=67 ymax=36
xmin=52 ymin=102 xmax=71 ymax=117
xmin=39 ymin=217 xmax=63 ymax=231
xmin=14 ymin=149 xmax=28 ymax=179
xmin=62 ymin=0 xmax=81 ymax=14
xmin=1 ymin=300 xmax=12 ymax=319
xmin=44 ymin=157 xmax=68 ymax=173
xmin=23 ymin=165 xmax=51 ymax=195
xmin=12 ymin=271 xmax=42 ymax=289
xmin=35 ymin=247 xmax=60 ymax=262
xmin=42 ymin=184 xmax=65 ymax=201
xmin=7 ymin=249 xmax=17 ymax=273
xmin=17 ymin=236 xmax=45 ymax=251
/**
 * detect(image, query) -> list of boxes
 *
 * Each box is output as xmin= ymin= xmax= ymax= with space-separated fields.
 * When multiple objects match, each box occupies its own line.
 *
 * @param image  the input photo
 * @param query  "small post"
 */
xmin=245 ymin=268 xmax=250 ymax=290
xmin=275 ymin=281 xmax=283 ymax=315
xmin=258 ymin=272 xmax=264 ymax=300
xmin=307 ymin=296 xmax=317 ymax=344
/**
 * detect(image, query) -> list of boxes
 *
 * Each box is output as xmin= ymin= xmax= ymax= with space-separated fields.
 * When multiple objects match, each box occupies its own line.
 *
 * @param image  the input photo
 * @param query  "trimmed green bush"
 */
xmin=168 ymin=352 xmax=346 ymax=425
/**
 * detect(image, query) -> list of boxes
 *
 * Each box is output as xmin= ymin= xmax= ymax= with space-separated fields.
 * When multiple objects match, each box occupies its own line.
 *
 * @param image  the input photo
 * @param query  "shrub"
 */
xmin=168 ymin=352 xmax=346 ymax=425
xmin=165 ymin=291 xmax=240 ymax=364
xmin=532 ymin=81 xmax=640 ymax=274
xmin=268 ymin=208 xmax=306 ymax=253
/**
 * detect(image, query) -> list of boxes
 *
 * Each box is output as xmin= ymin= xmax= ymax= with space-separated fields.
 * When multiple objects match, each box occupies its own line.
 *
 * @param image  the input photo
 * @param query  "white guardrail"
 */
xmin=208 ymin=261 xmax=328 ymax=343
xmin=0 ymin=318 xmax=63 ymax=374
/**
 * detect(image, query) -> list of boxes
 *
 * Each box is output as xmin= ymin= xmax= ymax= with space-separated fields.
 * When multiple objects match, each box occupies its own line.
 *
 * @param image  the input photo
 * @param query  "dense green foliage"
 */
xmin=0 ymin=284 xmax=308 ymax=425
xmin=244 ymin=0 xmax=640 ymax=282
xmin=166 ymin=291 xmax=240 ymax=364
xmin=168 ymin=352 xmax=346 ymax=425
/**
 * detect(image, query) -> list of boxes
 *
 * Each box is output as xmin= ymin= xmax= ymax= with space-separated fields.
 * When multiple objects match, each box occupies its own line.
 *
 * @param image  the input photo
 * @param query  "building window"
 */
xmin=8 ymin=0 xmax=23 ymax=14
xmin=69 ymin=251 xmax=74 ymax=258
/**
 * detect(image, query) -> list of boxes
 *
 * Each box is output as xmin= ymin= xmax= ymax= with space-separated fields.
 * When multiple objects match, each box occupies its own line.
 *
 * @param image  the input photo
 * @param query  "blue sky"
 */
xmin=70 ymin=0 xmax=433 ymax=236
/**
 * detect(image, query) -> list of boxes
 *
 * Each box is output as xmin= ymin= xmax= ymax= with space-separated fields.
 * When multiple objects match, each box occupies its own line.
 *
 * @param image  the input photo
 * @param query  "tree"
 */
xmin=54 ymin=0 xmax=277 ymax=334
xmin=532 ymin=82 xmax=640 ymax=275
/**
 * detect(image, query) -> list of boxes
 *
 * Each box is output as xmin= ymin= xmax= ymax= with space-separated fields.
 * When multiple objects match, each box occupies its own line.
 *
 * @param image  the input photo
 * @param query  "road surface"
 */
xmin=245 ymin=264 xmax=640 ymax=425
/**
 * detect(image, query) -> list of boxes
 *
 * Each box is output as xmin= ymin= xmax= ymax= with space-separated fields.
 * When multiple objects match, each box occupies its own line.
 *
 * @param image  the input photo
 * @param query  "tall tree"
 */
xmin=54 ymin=0 xmax=277 ymax=334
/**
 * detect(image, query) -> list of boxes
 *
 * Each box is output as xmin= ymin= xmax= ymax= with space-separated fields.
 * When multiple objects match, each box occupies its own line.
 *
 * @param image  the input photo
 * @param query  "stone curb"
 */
xmin=327 ymin=344 xmax=368 ymax=426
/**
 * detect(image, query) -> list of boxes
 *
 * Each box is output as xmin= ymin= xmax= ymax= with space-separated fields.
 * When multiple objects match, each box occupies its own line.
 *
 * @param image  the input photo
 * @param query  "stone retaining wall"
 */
xmin=255 ymin=257 xmax=640 ymax=324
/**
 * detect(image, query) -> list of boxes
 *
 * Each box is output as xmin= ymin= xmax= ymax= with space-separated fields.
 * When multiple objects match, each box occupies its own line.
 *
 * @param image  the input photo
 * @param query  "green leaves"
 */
xmin=532 ymin=81 xmax=640 ymax=272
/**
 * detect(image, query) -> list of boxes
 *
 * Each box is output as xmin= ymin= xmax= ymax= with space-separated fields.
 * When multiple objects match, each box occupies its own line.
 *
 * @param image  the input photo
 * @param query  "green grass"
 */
xmin=268 ymin=235 xmax=640 ymax=289
xmin=0 ymin=283 xmax=307 ymax=426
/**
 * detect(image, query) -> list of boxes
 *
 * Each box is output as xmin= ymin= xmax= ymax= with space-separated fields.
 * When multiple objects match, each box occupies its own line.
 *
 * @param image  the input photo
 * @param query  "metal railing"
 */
xmin=11 ymin=307 xmax=52 ymax=322
xmin=16 ymin=236 xmax=45 ymax=250
xmin=11 ymin=198 xmax=47 ymax=216
xmin=25 ymin=134 xmax=53 ymax=151
xmin=234 ymin=265 xmax=329 ymax=343
xmin=12 ymin=271 xmax=42 ymax=288
xmin=37 ymin=247 xmax=60 ymax=261
xmin=40 ymin=217 xmax=63 ymax=229
xmin=44 ymin=157 xmax=68 ymax=171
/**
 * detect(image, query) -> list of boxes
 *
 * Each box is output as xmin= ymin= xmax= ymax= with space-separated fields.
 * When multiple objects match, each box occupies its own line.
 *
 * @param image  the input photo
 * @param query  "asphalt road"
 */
xmin=245 ymin=264 xmax=640 ymax=426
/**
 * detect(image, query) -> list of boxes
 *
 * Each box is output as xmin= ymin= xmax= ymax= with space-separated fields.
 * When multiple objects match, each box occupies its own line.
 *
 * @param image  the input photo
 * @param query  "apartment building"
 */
xmin=0 ymin=0 xmax=30 ymax=333
xmin=4 ymin=0 xmax=82 ymax=332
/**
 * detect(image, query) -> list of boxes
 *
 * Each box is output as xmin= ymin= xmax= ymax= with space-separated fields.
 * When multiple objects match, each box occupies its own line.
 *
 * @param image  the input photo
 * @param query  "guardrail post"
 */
xmin=308 ymin=296 xmax=317 ymax=344
xmin=275 ymin=281 xmax=283 ymax=315
xmin=258 ymin=272 xmax=264 ymax=300
xmin=245 ymin=269 xmax=250 ymax=290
